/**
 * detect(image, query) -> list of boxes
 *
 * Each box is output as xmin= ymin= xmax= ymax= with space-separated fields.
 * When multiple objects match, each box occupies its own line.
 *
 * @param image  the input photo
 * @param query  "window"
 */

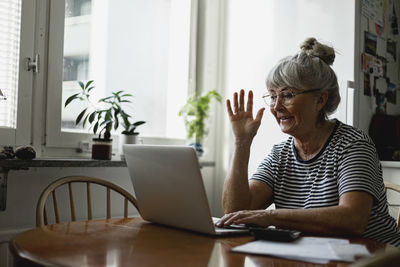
xmin=46 ymin=0 xmax=197 ymax=149
xmin=0 ymin=0 xmax=34 ymax=146
xmin=224 ymin=0 xmax=355 ymax=174
xmin=0 ymin=0 xmax=21 ymax=129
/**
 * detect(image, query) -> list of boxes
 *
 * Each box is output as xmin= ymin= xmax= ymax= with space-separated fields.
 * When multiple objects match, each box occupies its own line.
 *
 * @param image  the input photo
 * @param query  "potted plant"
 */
xmin=65 ymin=80 xmax=144 ymax=160
xmin=179 ymin=89 xmax=222 ymax=157
xmin=118 ymin=110 xmax=146 ymax=158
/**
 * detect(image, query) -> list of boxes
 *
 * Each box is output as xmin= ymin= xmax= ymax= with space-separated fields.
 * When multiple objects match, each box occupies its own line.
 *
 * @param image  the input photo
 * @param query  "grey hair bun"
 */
xmin=300 ymin=37 xmax=335 ymax=65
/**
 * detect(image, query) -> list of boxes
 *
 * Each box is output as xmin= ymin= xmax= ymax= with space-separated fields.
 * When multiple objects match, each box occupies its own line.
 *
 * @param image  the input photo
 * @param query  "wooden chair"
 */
xmin=384 ymin=181 xmax=400 ymax=228
xmin=36 ymin=176 xmax=140 ymax=227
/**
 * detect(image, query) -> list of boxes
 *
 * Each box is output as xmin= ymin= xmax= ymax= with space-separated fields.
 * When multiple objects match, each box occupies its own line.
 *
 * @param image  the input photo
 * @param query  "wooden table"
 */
xmin=10 ymin=217 xmax=387 ymax=267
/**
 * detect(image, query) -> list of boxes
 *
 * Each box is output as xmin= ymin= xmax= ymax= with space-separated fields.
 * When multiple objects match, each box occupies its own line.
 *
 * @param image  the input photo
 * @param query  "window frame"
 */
xmin=45 ymin=0 xmax=199 ymax=150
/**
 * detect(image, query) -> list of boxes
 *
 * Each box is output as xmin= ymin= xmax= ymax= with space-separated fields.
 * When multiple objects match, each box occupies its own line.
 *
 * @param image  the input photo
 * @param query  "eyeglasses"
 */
xmin=262 ymin=88 xmax=321 ymax=107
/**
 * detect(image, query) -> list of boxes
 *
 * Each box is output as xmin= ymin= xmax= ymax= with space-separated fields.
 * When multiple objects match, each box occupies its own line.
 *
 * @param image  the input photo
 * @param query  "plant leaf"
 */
xmin=82 ymin=113 xmax=90 ymax=127
xmin=88 ymin=112 xmax=96 ymax=123
xmin=64 ymin=93 xmax=80 ymax=107
xmin=78 ymin=81 xmax=85 ymax=90
xmin=75 ymin=108 xmax=87 ymax=125
xmin=85 ymin=80 xmax=94 ymax=89
xmin=93 ymin=121 xmax=99 ymax=134
xmin=114 ymin=117 xmax=119 ymax=130
xmin=133 ymin=121 xmax=146 ymax=126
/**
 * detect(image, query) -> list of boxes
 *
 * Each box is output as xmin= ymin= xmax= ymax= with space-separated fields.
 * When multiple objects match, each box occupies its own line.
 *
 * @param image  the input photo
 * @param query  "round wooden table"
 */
xmin=10 ymin=217 xmax=388 ymax=267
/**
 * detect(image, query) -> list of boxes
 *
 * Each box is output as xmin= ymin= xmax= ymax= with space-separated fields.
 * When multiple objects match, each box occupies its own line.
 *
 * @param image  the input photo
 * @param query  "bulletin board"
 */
xmin=361 ymin=0 xmax=399 ymax=114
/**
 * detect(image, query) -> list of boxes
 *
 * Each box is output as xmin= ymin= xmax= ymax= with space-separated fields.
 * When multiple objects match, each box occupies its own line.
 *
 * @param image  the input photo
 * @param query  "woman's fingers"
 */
xmin=239 ymin=89 xmax=245 ymax=111
xmin=255 ymin=107 xmax=265 ymax=123
xmin=246 ymin=90 xmax=253 ymax=113
xmin=229 ymin=90 xmax=256 ymax=115
xmin=226 ymin=99 xmax=234 ymax=118
xmin=216 ymin=210 xmax=270 ymax=228
xmin=233 ymin=92 xmax=239 ymax=113
xmin=218 ymin=211 xmax=248 ymax=226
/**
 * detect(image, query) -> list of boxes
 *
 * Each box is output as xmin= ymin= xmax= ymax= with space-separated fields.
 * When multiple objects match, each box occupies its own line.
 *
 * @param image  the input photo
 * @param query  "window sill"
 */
xmin=0 ymin=157 xmax=215 ymax=169
xmin=0 ymin=157 xmax=126 ymax=169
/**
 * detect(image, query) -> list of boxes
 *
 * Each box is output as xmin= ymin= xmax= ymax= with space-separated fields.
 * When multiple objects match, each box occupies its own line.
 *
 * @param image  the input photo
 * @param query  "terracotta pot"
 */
xmin=92 ymin=138 xmax=112 ymax=160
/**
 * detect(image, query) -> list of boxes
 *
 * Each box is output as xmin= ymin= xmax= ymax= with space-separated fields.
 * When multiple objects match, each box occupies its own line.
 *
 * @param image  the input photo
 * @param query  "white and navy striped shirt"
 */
xmin=251 ymin=120 xmax=400 ymax=246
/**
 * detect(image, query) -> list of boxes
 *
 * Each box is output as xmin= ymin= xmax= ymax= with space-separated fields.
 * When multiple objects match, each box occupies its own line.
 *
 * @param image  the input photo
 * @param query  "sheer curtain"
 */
xmin=0 ymin=0 xmax=21 ymax=128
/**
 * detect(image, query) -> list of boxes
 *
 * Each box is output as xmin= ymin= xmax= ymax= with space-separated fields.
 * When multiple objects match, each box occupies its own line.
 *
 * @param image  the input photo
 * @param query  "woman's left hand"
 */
xmin=215 ymin=210 xmax=273 ymax=228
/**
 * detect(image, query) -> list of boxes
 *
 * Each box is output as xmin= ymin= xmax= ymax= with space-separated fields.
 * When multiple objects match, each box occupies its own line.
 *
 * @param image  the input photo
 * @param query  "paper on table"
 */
xmin=231 ymin=237 xmax=370 ymax=264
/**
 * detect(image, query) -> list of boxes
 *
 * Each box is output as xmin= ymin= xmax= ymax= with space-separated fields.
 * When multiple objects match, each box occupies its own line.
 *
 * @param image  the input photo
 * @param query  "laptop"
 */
xmin=123 ymin=144 xmax=249 ymax=236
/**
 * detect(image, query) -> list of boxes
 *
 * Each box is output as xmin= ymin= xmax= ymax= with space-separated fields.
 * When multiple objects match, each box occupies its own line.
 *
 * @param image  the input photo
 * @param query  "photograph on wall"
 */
xmin=365 ymin=31 xmax=377 ymax=55
xmin=386 ymin=39 xmax=397 ymax=61
xmin=362 ymin=52 xmax=385 ymax=76
xmin=390 ymin=1 xmax=398 ymax=35
xmin=375 ymin=92 xmax=387 ymax=114
xmin=364 ymin=73 xmax=371 ymax=96
xmin=386 ymin=80 xmax=397 ymax=104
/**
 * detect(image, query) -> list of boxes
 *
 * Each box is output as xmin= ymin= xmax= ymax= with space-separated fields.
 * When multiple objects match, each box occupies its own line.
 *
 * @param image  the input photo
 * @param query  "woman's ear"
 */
xmin=316 ymin=90 xmax=329 ymax=111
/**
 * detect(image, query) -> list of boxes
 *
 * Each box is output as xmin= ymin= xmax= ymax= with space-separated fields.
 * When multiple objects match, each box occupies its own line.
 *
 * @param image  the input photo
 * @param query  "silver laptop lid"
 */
xmin=123 ymin=144 xmax=216 ymax=234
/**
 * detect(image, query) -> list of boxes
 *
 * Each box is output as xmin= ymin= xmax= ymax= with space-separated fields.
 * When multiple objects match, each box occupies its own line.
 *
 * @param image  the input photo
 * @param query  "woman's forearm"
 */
xmin=222 ymin=142 xmax=252 ymax=213
xmin=269 ymin=206 xmax=369 ymax=236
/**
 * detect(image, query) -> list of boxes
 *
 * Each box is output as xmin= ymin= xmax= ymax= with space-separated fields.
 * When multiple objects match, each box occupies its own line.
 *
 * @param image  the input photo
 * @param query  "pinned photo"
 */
xmin=387 ymin=39 xmax=397 ymax=61
xmin=364 ymin=73 xmax=371 ymax=96
xmin=386 ymin=81 xmax=397 ymax=104
xmin=362 ymin=53 xmax=384 ymax=76
xmin=365 ymin=31 xmax=377 ymax=55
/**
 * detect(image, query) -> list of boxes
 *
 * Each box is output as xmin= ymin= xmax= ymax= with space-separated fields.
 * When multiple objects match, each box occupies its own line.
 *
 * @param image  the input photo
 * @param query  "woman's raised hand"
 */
xmin=226 ymin=90 xmax=265 ymax=145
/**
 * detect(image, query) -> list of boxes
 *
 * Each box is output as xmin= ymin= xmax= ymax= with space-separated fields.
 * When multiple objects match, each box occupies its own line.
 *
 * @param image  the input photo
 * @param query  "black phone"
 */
xmin=249 ymin=227 xmax=301 ymax=242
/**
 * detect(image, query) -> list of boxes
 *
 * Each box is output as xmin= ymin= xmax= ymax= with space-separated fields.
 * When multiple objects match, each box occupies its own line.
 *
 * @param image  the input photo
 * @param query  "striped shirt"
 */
xmin=250 ymin=120 xmax=400 ymax=246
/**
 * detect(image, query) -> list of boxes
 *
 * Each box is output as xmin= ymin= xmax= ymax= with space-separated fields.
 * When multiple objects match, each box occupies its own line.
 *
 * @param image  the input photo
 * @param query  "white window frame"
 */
xmin=0 ymin=0 xmax=35 ymax=146
xmin=45 ymin=0 xmax=199 ymax=150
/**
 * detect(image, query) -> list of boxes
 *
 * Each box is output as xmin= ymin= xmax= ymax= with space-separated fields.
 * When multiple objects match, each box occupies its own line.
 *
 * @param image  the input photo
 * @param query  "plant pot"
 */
xmin=189 ymin=142 xmax=204 ymax=158
xmin=119 ymin=134 xmax=138 ymax=159
xmin=92 ymin=138 xmax=112 ymax=160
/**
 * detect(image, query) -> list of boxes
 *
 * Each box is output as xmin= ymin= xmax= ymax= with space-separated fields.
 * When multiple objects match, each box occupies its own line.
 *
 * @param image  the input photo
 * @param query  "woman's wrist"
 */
xmin=234 ymin=139 xmax=252 ymax=149
xmin=266 ymin=209 xmax=276 ymax=226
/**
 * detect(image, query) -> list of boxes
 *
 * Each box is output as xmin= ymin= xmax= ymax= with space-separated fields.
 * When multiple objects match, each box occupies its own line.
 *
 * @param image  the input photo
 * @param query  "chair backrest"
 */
xmin=36 ymin=176 xmax=140 ymax=227
xmin=384 ymin=181 xmax=400 ymax=228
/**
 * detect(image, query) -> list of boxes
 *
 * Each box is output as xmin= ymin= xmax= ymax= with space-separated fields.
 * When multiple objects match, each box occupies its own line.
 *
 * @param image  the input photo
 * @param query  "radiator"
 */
xmin=0 ymin=227 xmax=32 ymax=267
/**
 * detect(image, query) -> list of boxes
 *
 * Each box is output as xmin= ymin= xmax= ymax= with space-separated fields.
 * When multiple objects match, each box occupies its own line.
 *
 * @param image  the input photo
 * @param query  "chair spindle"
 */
xmin=87 ymin=182 xmax=92 ymax=220
xmin=107 ymin=188 xmax=111 ymax=219
xmin=68 ymin=182 xmax=76 ymax=221
xmin=52 ymin=190 xmax=60 ymax=223
xmin=44 ymin=206 xmax=48 ymax=225
xmin=124 ymin=198 xmax=128 ymax=218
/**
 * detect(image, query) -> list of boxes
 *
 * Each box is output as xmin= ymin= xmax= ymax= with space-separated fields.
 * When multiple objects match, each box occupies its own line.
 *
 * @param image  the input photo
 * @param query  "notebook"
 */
xmin=123 ymin=144 xmax=249 ymax=236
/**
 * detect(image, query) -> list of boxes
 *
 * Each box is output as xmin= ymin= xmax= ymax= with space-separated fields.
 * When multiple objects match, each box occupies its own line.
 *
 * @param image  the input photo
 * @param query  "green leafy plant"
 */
xmin=121 ymin=119 xmax=146 ymax=135
xmin=179 ymin=90 xmax=222 ymax=143
xmin=64 ymin=80 xmax=145 ymax=140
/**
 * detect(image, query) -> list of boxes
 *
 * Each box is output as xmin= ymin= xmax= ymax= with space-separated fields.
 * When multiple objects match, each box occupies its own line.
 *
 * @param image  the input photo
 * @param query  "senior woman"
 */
xmin=216 ymin=38 xmax=400 ymax=246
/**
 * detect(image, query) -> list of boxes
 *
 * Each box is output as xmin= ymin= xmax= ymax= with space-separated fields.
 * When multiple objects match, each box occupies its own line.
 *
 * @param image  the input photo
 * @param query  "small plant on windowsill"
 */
xmin=118 ymin=110 xmax=146 ymax=158
xmin=179 ymin=89 xmax=222 ymax=157
xmin=64 ymin=80 xmax=145 ymax=160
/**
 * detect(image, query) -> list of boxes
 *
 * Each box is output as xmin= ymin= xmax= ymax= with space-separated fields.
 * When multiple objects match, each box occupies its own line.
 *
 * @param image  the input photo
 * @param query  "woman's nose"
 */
xmin=272 ymin=96 xmax=284 ymax=110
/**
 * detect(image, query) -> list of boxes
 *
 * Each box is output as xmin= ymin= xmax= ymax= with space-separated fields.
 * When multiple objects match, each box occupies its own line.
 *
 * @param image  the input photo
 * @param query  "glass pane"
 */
xmin=0 ymin=0 xmax=21 ymax=128
xmin=61 ymin=0 xmax=191 ymax=139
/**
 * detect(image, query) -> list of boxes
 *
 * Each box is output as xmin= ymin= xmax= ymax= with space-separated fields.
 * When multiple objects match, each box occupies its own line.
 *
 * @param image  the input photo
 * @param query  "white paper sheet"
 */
xmin=376 ymin=37 xmax=387 ymax=57
xmin=231 ymin=237 xmax=371 ymax=264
